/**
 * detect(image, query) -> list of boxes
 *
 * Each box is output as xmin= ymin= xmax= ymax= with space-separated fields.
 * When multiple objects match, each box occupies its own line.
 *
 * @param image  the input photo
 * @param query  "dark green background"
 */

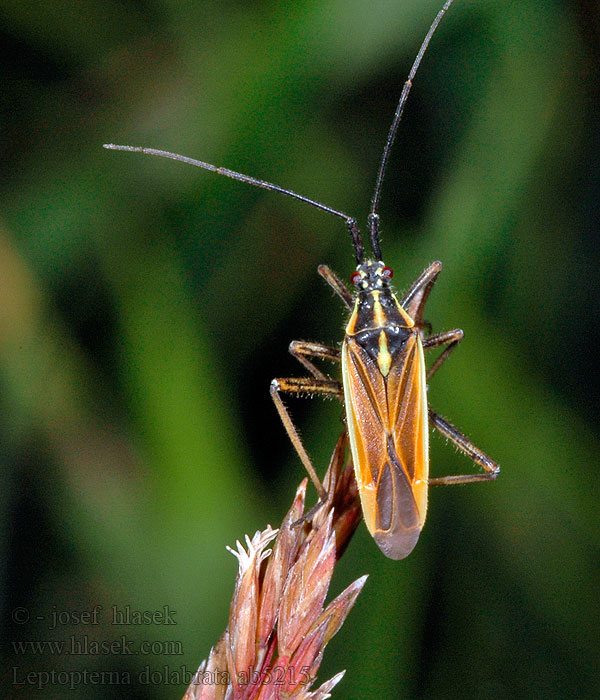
xmin=2 ymin=0 xmax=599 ymax=698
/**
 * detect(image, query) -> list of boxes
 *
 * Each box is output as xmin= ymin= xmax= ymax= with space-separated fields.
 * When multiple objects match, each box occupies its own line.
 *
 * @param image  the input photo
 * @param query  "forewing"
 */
xmin=342 ymin=334 xmax=429 ymax=560
xmin=385 ymin=334 xmax=429 ymax=528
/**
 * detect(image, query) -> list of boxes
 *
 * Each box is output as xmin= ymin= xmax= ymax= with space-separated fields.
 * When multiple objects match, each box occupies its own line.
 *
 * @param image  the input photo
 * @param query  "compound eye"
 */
xmin=382 ymin=266 xmax=394 ymax=279
xmin=350 ymin=271 xmax=362 ymax=286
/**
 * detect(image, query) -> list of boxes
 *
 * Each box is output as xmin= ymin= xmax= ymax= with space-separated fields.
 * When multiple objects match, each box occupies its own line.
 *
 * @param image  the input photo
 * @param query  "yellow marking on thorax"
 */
xmin=394 ymin=295 xmax=415 ymax=327
xmin=372 ymin=290 xmax=386 ymax=327
xmin=345 ymin=300 xmax=360 ymax=335
xmin=377 ymin=330 xmax=392 ymax=376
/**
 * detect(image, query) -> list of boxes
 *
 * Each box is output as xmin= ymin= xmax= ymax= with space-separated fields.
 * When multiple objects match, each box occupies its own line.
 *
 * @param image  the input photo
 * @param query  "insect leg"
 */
xmin=318 ymin=265 xmax=354 ymax=309
xmin=270 ymin=376 xmax=343 ymax=500
xmin=423 ymin=328 xmax=464 ymax=381
xmin=427 ymin=408 xmax=499 ymax=485
xmin=289 ymin=340 xmax=341 ymax=381
xmin=401 ymin=260 xmax=442 ymax=326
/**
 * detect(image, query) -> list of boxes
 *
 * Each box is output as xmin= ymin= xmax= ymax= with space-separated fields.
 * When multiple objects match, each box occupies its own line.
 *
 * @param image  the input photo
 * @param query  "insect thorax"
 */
xmin=345 ymin=261 xmax=417 ymax=378
xmin=347 ymin=260 xmax=414 ymax=330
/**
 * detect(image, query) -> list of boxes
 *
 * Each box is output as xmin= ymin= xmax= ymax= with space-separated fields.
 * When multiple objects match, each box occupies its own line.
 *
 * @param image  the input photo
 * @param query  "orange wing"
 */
xmin=342 ymin=333 xmax=429 ymax=559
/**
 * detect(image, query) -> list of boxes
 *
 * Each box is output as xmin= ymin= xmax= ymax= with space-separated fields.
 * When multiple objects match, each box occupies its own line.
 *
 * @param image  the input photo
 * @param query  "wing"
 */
xmin=342 ymin=333 xmax=429 ymax=560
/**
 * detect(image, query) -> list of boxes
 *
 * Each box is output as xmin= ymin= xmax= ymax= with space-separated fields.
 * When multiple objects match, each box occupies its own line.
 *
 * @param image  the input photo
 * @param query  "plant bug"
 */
xmin=105 ymin=0 xmax=499 ymax=559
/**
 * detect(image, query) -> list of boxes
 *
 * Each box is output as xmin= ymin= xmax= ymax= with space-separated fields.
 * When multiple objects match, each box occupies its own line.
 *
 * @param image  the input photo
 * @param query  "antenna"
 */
xmin=369 ymin=0 xmax=456 ymax=260
xmin=104 ymin=1 xmax=457 ymax=266
xmin=103 ymin=144 xmax=365 ymax=265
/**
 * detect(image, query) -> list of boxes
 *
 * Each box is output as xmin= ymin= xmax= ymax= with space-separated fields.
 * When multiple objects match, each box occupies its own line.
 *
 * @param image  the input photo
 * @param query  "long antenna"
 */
xmin=369 ymin=0 xmax=456 ymax=260
xmin=103 ymin=144 xmax=365 ymax=264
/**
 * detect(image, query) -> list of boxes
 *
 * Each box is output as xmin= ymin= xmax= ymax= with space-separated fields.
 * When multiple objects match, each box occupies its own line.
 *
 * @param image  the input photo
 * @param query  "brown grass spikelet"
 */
xmin=182 ymin=431 xmax=363 ymax=700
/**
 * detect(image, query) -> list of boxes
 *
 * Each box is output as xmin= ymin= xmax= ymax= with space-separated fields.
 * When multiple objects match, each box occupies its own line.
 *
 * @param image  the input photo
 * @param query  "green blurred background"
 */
xmin=2 ymin=0 xmax=599 ymax=698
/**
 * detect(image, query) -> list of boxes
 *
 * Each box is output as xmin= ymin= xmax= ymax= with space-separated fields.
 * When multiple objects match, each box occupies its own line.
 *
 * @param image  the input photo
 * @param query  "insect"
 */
xmin=105 ymin=0 xmax=499 ymax=559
